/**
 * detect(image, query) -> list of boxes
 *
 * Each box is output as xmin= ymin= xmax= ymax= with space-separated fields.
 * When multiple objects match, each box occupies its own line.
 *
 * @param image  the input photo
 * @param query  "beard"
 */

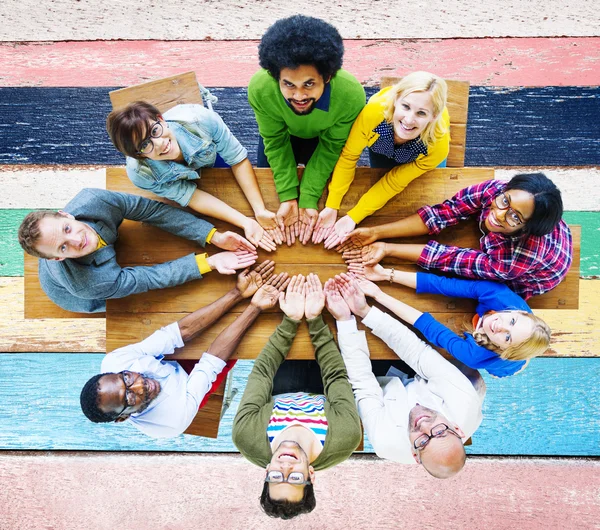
xmin=287 ymin=98 xmax=317 ymax=115
xmin=134 ymin=375 xmax=161 ymax=415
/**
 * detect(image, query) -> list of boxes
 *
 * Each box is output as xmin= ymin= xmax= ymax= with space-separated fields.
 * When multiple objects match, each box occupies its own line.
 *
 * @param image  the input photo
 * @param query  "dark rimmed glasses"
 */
xmin=265 ymin=471 xmax=311 ymax=486
xmin=494 ymin=193 xmax=525 ymax=227
xmin=115 ymin=370 xmax=138 ymax=418
xmin=137 ymin=121 xmax=164 ymax=155
xmin=414 ymin=423 xmax=461 ymax=453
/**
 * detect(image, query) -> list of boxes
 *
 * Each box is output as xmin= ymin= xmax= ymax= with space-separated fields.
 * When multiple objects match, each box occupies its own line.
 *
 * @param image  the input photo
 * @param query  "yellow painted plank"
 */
xmin=3 ymin=275 xmax=599 ymax=357
xmin=0 ymin=277 xmax=105 ymax=352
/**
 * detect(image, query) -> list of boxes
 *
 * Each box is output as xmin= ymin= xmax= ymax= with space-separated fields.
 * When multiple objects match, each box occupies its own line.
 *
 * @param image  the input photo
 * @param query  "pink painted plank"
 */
xmin=1 ymin=38 xmax=599 ymax=87
xmin=1 ymin=453 xmax=598 ymax=529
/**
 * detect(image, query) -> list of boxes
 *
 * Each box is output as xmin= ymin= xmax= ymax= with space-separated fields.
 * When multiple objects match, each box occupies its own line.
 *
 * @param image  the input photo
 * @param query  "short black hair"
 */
xmin=80 ymin=373 xmax=119 ymax=423
xmin=259 ymin=481 xmax=316 ymax=519
xmin=258 ymin=15 xmax=344 ymax=81
xmin=505 ymin=172 xmax=564 ymax=237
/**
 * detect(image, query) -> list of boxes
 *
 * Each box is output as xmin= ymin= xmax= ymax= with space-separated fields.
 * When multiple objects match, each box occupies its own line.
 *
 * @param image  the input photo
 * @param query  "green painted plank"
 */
xmin=0 ymin=209 xmax=28 ymax=277
xmin=0 ymin=354 xmax=598 ymax=456
xmin=563 ymin=211 xmax=600 ymax=278
xmin=1 ymin=210 xmax=598 ymax=277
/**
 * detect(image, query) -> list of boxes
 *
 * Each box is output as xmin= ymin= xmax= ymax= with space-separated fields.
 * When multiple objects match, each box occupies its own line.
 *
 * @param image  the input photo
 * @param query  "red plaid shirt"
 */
xmin=416 ymin=179 xmax=573 ymax=300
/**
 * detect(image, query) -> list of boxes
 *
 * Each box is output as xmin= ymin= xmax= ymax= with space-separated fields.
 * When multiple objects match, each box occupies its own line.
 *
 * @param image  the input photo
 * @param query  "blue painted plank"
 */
xmin=0 ymin=354 xmax=598 ymax=455
xmin=1 ymin=86 xmax=598 ymax=166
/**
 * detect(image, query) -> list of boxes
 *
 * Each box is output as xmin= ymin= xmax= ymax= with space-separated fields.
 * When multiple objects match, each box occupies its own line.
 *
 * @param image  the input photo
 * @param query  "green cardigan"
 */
xmin=232 ymin=315 xmax=362 ymax=471
xmin=248 ymin=69 xmax=365 ymax=209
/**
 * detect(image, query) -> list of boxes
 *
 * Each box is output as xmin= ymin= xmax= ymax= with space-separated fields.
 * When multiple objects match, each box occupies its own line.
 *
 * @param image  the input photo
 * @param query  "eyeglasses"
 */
xmin=115 ymin=371 xmax=138 ymax=418
xmin=137 ymin=121 xmax=164 ymax=155
xmin=494 ymin=193 xmax=525 ymax=227
xmin=414 ymin=423 xmax=461 ymax=453
xmin=265 ymin=471 xmax=311 ymax=486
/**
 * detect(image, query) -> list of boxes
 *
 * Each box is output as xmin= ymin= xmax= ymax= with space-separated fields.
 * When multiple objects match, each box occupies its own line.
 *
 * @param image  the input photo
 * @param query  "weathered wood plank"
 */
xmin=1 ymin=4 xmax=597 ymax=40
xmin=2 ymin=39 xmax=599 ymax=88
xmin=0 ymin=354 xmax=598 ymax=456
xmin=3 ymin=166 xmax=599 ymax=212
xmin=7 ymin=276 xmax=600 ymax=356
xmin=1 ymin=454 xmax=598 ymax=530
xmin=0 ymin=277 xmax=105 ymax=352
xmin=2 ymin=87 xmax=599 ymax=166
xmin=107 ymin=166 xmax=495 ymax=216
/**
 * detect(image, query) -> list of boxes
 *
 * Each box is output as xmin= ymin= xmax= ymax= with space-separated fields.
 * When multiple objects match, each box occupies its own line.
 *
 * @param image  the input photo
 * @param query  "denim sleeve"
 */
xmin=197 ymin=108 xmax=248 ymax=167
xmin=126 ymin=158 xmax=198 ymax=207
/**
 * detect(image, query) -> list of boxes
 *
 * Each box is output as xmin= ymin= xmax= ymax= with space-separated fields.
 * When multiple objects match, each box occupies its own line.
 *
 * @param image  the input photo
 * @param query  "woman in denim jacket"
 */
xmin=107 ymin=101 xmax=282 ymax=250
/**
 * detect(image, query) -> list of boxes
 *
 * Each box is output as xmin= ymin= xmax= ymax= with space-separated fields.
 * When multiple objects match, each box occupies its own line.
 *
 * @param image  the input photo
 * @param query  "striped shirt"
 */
xmin=267 ymin=392 xmax=329 ymax=447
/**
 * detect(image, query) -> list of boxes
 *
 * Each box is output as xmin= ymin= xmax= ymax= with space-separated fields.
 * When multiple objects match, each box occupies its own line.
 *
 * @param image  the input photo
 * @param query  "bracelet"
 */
xmin=389 ymin=268 xmax=395 ymax=284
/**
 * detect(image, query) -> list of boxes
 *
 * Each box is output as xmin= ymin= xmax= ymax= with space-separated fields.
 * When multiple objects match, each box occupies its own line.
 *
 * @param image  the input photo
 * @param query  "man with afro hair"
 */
xmin=249 ymin=15 xmax=365 ymax=246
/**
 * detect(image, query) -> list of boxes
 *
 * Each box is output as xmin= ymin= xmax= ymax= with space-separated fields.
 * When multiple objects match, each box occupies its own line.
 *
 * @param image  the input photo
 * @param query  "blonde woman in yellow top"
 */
xmin=312 ymin=72 xmax=450 ymax=248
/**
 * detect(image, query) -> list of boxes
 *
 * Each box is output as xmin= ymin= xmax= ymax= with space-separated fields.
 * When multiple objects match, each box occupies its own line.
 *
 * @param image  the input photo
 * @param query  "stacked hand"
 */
xmin=235 ymin=260 xmax=276 ymax=298
xmin=323 ymin=215 xmax=356 ymax=250
xmin=254 ymin=209 xmax=284 ymax=246
xmin=250 ymin=272 xmax=291 ymax=309
xmin=342 ymin=242 xmax=387 ymax=267
xmin=334 ymin=273 xmax=376 ymax=318
xmin=346 ymin=262 xmax=390 ymax=282
xmin=277 ymin=200 xmax=300 ymax=246
xmin=278 ymin=273 xmax=325 ymax=320
xmin=336 ymin=226 xmax=378 ymax=252
xmin=207 ymin=249 xmax=258 ymax=275
xmin=298 ymin=208 xmax=318 ymax=245
xmin=312 ymin=207 xmax=337 ymax=244
xmin=324 ymin=278 xmax=351 ymax=321
xmin=211 ymin=230 xmax=256 ymax=253
xmin=243 ymin=218 xmax=277 ymax=252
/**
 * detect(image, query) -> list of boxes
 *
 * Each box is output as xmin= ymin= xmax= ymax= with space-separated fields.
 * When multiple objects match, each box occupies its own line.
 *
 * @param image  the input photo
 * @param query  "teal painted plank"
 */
xmin=0 ymin=354 xmax=598 ymax=456
xmin=563 ymin=211 xmax=600 ymax=278
xmin=1 ymin=210 xmax=599 ymax=277
xmin=0 ymin=209 xmax=28 ymax=277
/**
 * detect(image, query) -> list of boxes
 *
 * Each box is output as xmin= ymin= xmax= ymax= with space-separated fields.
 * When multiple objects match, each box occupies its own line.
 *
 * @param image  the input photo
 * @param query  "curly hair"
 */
xmin=470 ymin=310 xmax=551 ymax=361
xmin=259 ymin=481 xmax=316 ymax=520
xmin=505 ymin=172 xmax=564 ymax=237
xmin=106 ymin=101 xmax=161 ymax=159
xmin=382 ymin=71 xmax=449 ymax=146
xmin=80 ymin=373 xmax=119 ymax=423
xmin=258 ymin=15 xmax=344 ymax=81
xmin=18 ymin=210 xmax=63 ymax=259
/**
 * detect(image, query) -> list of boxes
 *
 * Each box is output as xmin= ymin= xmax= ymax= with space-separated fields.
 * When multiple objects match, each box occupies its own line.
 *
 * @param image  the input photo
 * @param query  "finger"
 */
xmin=287 ymin=274 xmax=298 ymax=293
xmin=268 ymin=272 xmax=286 ymax=289
xmin=293 ymin=220 xmax=300 ymax=238
xmin=288 ymin=224 xmax=296 ymax=245
xmin=294 ymin=274 xmax=306 ymax=293
xmin=268 ymin=228 xmax=283 ymax=246
xmin=298 ymin=221 xmax=307 ymax=244
xmin=260 ymin=236 xmax=277 ymax=252
xmin=342 ymin=248 xmax=362 ymax=259
xmin=238 ymin=235 xmax=256 ymax=252
xmin=279 ymin=276 xmax=291 ymax=292
xmin=278 ymin=291 xmax=285 ymax=306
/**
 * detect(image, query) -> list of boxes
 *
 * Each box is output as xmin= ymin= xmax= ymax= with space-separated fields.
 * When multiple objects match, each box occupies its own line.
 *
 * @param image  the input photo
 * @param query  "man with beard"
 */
xmin=79 ymin=262 xmax=289 ymax=439
xmin=330 ymin=275 xmax=486 ymax=479
xmin=249 ymin=15 xmax=365 ymax=245
xmin=232 ymin=274 xmax=361 ymax=519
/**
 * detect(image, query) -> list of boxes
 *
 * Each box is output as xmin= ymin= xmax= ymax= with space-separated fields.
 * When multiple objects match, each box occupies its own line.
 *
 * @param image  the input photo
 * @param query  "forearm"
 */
xmin=385 ymin=243 xmax=426 ymax=263
xmin=372 ymin=213 xmax=429 ymax=240
xmin=205 ymin=303 xmax=262 ymax=362
xmin=372 ymin=291 xmax=422 ymax=326
xmin=377 ymin=267 xmax=418 ymax=290
xmin=187 ymin=189 xmax=248 ymax=228
xmin=231 ymin=158 xmax=267 ymax=214
xmin=178 ymin=288 xmax=244 ymax=342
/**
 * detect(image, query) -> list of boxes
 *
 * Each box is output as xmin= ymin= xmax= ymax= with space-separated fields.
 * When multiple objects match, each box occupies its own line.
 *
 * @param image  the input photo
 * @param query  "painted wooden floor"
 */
xmin=1 ymin=355 xmax=598 ymax=456
xmin=1 ymin=453 xmax=598 ymax=530
xmin=2 ymin=86 xmax=599 ymax=166
xmin=2 ymin=38 xmax=599 ymax=87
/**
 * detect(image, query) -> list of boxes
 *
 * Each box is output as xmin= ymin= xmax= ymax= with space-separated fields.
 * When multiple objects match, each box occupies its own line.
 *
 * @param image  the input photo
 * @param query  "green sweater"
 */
xmin=232 ymin=315 xmax=362 ymax=471
xmin=248 ymin=69 xmax=366 ymax=209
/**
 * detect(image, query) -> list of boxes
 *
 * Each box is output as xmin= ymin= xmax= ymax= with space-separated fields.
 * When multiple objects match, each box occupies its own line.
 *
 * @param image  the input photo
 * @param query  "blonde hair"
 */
xmin=382 ymin=71 xmax=448 ymax=146
xmin=469 ymin=310 xmax=551 ymax=361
